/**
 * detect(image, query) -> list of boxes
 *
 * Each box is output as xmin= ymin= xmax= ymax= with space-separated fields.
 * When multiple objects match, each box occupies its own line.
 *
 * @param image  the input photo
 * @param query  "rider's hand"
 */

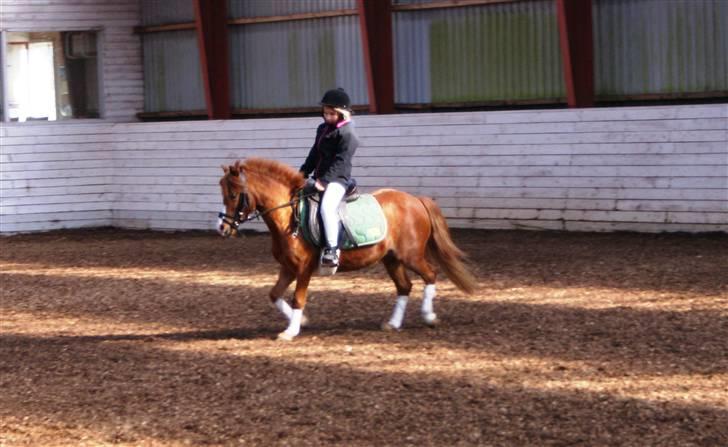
xmin=314 ymin=180 xmax=326 ymax=192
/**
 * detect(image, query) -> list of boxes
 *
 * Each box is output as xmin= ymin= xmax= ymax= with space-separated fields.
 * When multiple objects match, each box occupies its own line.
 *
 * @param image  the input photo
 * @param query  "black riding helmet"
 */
xmin=320 ymin=88 xmax=352 ymax=111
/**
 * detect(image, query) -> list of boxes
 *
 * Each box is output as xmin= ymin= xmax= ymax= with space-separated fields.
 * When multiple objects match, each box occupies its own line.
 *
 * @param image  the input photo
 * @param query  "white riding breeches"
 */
xmin=320 ymin=181 xmax=347 ymax=248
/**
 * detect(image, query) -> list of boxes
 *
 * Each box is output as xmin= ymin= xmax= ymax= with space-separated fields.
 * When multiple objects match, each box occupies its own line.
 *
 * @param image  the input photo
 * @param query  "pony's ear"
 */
xmin=229 ymin=164 xmax=239 ymax=176
xmin=221 ymin=165 xmax=229 ymax=174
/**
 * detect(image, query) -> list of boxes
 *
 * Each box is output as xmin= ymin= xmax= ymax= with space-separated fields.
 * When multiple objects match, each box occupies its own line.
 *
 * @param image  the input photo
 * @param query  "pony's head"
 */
xmin=217 ymin=158 xmax=306 ymax=237
xmin=217 ymin=161 xmax=256 ymax=237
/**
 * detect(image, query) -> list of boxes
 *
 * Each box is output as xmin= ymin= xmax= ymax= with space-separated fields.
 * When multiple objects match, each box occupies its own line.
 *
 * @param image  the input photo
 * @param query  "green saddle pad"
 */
xmin=299 ymin=193 xmax=387 ymax=250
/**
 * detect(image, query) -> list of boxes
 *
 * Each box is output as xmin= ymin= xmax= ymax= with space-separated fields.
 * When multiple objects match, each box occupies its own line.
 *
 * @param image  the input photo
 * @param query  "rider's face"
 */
xmin=323 ymin=106 xmax=339 ymax=125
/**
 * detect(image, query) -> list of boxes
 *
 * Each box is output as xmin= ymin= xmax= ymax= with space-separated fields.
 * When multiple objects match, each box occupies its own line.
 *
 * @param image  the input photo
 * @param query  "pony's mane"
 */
xmin=242 ymin=158 xmax=305 ymax=188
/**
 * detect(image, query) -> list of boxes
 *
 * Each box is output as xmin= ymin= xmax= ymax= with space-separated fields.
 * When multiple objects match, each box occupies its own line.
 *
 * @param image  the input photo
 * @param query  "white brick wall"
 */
xmin=2 ymin=104 xmax=727 ymax=234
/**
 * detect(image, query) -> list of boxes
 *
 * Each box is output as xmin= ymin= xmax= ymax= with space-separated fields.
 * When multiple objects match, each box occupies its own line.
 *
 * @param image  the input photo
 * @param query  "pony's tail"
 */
xmin=418 ymin=197 xmax=478 ymax=295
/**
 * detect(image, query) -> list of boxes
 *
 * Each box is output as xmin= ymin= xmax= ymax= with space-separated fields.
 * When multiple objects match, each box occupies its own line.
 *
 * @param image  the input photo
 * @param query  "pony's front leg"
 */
xmin=277 ymin=271 xmax=312 ymax=341
xmin=269 ymin=266 xmax=296 ymax=322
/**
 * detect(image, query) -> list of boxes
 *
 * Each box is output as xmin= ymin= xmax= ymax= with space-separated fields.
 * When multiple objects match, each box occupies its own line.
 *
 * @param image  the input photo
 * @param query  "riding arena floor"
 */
xmin=1 ymin=228 xmax=726 ymax=446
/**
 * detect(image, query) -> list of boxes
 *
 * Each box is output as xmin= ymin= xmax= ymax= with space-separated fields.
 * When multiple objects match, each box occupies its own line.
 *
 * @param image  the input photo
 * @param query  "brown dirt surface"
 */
xmin=1 ymin=228 xmax=727 ymax=446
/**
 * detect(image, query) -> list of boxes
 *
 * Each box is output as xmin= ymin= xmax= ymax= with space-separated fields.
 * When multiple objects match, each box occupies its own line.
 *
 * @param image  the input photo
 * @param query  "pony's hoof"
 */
xmin=277 ymin=332 xmax=295 ymax=342
xmin=381 ymin=322 xmax=399 ymax=332
xmin=423 ymin=313 xmax=439 ymax=327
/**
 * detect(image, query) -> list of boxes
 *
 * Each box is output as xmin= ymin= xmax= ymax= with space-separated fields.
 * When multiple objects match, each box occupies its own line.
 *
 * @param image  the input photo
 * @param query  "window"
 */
xmin=3 ymin=31 xmax=100 ymax=121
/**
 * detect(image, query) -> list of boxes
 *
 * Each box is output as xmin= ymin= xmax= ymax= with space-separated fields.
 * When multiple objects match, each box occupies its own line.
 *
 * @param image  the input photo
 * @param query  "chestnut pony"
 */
xmin=218 ymin=158 xmax=476 ymax=341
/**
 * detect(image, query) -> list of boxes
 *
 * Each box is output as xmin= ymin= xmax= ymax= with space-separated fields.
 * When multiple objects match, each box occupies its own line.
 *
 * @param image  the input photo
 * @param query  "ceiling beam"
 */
xmin=556 ymin=0 xmax=595 ymax=108
xmin=193 ymin=0 xmax=231 ymax=119
xmin=357 ymin=0 xmax=395 ymax=114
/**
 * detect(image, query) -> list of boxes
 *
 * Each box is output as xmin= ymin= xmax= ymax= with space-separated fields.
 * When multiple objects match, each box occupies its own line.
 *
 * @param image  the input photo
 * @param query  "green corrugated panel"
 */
xmin=140 ymin=0 xmax=194 ymax=26
xmin=229 ymin=16 xmax=367 ymax=109
xmin=394 ymin=0 xmax=565 ymax=105
xmin=594 ymin=0 xmax=728 ymax=97
xmin=142 ymin=31 xmax=205 ymax=113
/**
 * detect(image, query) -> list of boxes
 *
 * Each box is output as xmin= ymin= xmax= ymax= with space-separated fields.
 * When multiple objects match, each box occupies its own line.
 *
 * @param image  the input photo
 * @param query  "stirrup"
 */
xmin=320 ymin=247 xmax=340 ymax=267
xmin=318 ymin=247 xmax=340 ymax=276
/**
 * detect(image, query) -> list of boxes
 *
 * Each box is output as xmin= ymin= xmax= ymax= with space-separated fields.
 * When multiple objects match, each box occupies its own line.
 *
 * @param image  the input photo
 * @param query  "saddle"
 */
xmin=296 ymin=179 xmax=387 ymax=250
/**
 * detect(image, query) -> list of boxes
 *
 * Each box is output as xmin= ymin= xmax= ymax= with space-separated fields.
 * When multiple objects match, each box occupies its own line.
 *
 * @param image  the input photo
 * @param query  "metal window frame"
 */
xmin=0 ymin=27 xmax=105 ymax=123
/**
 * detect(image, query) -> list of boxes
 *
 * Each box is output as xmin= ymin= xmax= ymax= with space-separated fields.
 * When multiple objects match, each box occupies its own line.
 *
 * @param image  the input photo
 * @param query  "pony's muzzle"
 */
xmin=217 ymin=208 xmax=233 ymax=237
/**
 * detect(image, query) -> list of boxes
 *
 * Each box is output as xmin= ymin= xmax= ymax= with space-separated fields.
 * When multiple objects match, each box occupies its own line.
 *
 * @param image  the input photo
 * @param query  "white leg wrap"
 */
xmin=388 ymin=295 xmax=409 ymax=329
xmin=283 ymin=309 xmax=303 ymax=337
xmin=422 ymin=284 xmax=437 ymax=323
xmin=275 ymin=298 xmax=293 ymax=321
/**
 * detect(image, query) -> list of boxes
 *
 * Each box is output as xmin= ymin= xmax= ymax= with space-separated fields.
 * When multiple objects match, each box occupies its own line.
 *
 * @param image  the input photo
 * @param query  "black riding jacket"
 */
xmin=300 ymin=121 xmax=359 ymax=185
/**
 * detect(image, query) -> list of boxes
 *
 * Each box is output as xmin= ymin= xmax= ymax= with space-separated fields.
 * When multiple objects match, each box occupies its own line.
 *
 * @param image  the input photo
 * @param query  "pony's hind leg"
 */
xmin=405 ymin=258 xmax=439 ymax=327
xmin=381 ymin=257 xmax=413 ymax=331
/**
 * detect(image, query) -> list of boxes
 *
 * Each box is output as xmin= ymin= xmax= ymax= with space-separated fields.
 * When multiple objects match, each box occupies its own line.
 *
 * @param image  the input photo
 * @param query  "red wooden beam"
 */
xmin=193 ymin=0 xmax=231 ymax=119
xmin=357 ymin=0 xmax=395 ymax=114
xmin=556 ymin=0 xmax=594 ymax=108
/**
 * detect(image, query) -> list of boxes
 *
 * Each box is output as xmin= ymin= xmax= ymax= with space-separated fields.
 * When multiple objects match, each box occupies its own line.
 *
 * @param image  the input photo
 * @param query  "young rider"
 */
xmin=299 ymin=88 xmax=360 ymax=269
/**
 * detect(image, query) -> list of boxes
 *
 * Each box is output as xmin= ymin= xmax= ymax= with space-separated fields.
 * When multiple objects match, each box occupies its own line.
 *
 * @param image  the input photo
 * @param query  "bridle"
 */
xmin=218 ymin=189 xmax=317 ymax=233
xmin=218 ymin=191 xmax=253 ymax=231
